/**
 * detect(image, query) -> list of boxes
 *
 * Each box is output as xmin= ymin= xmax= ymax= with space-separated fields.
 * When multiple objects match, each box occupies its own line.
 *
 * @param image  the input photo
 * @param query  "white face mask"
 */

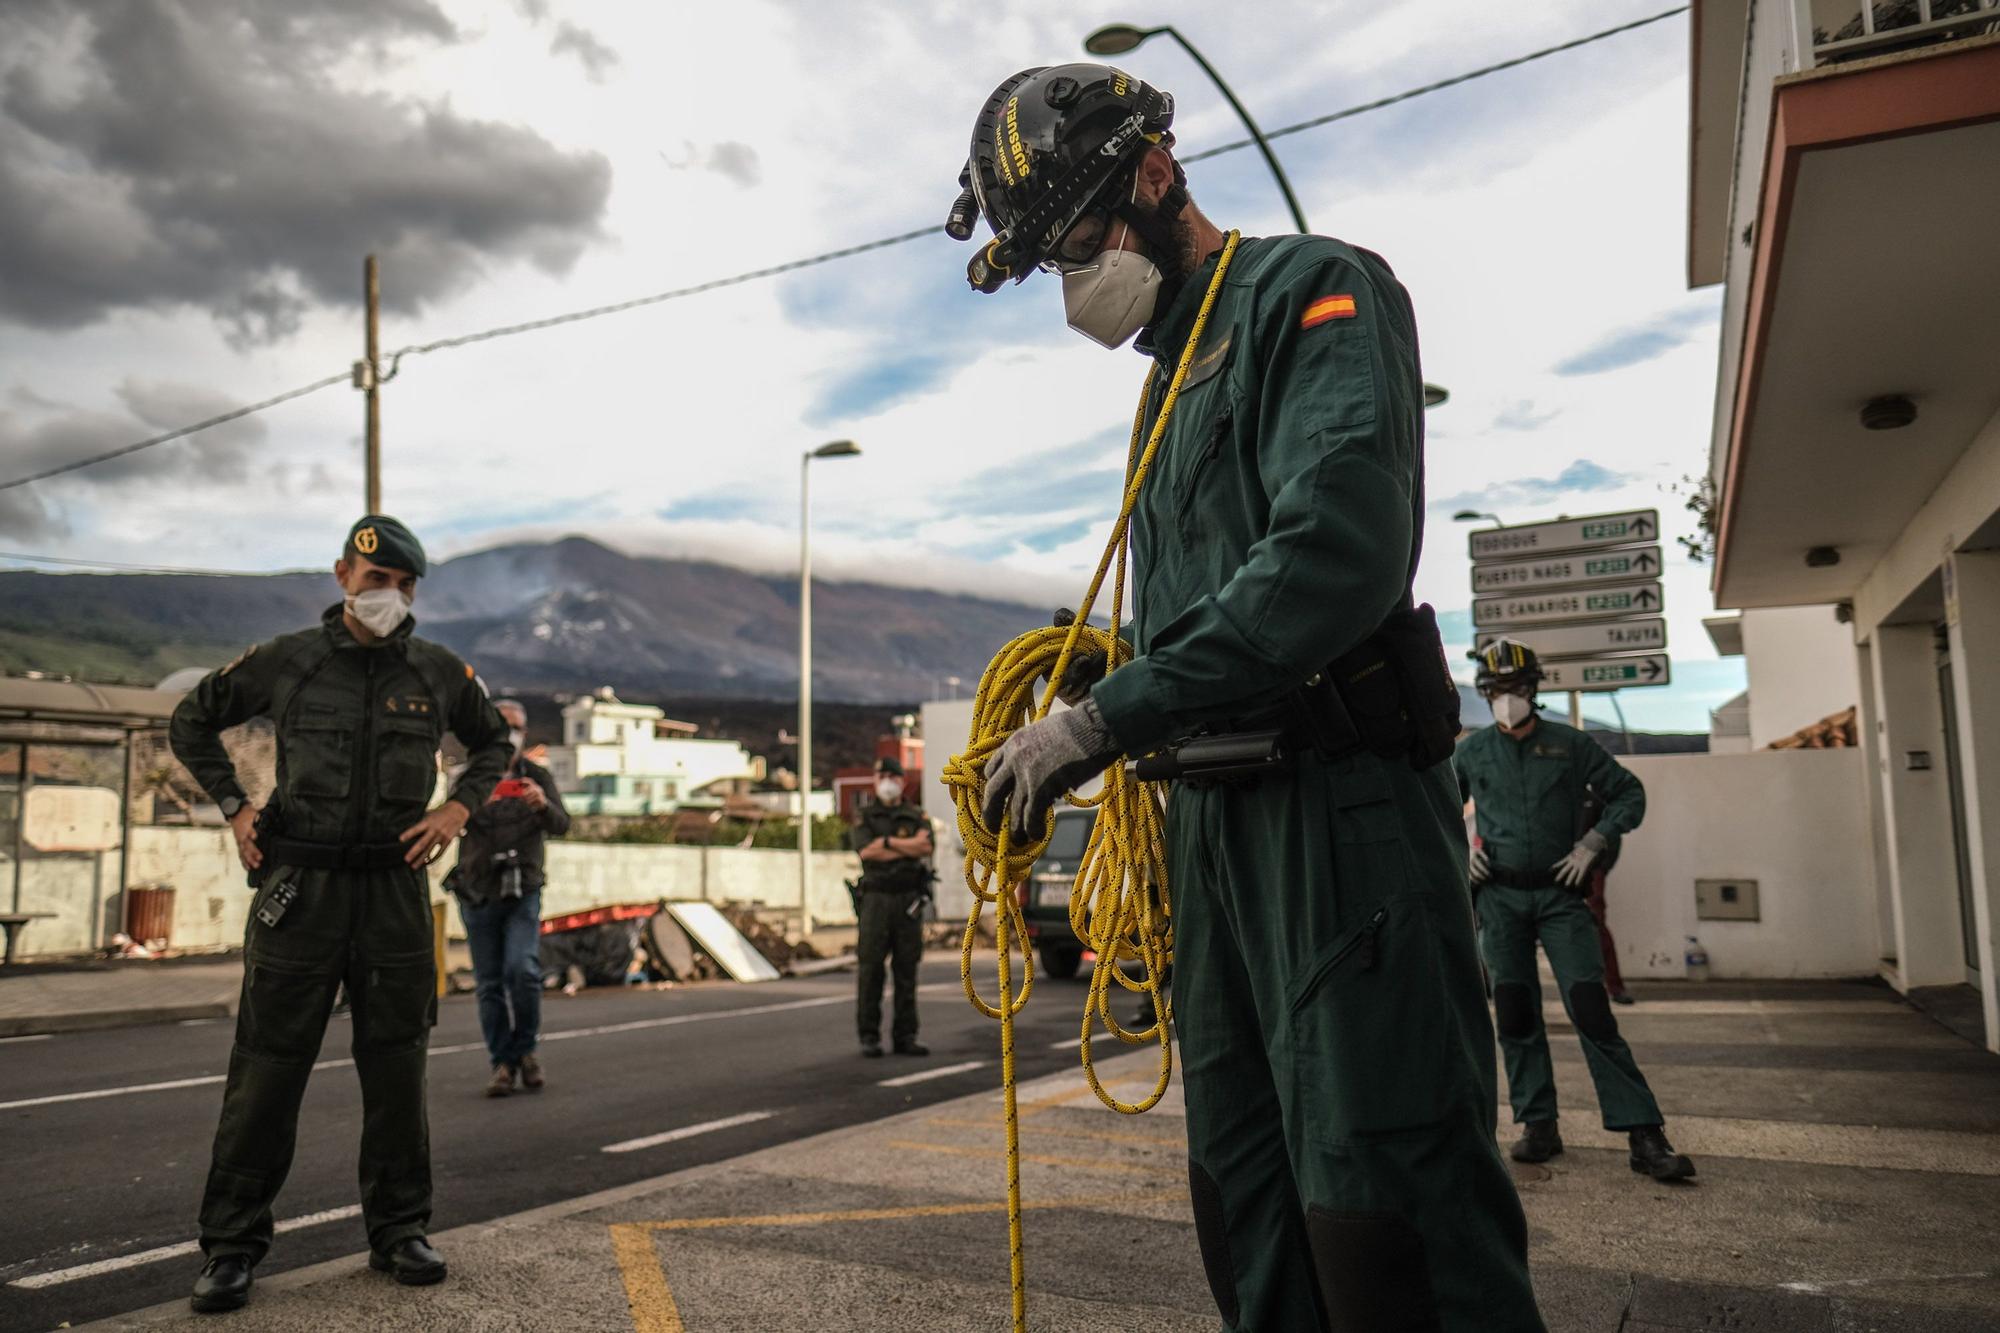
xmin=508 ymin=729 xmax=527 ymax=752
xmin=876 ymin=777 xmax=905 ymax=804
xmin=1061 ymin=217 xmax=1163 ymax=349
xmin=1492 ymin=693 xmax=1535 ymax=728
xmin=345 ymin=586 xmax=412 ymax=637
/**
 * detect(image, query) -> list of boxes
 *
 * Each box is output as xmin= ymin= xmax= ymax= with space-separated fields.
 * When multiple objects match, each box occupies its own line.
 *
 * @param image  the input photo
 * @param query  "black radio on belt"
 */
xmin=256 ymin=871 xmax=301 ymax=928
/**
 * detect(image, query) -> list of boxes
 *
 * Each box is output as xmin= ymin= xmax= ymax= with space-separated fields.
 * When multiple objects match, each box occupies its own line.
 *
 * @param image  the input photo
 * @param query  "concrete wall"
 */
xmin=1605 ymin=750 xmax=1880 ymax=979
xmin=1743 ymin=605 xmax=1862 ymax=747
xmin=40 ymin=828 xmax=865 ymax=959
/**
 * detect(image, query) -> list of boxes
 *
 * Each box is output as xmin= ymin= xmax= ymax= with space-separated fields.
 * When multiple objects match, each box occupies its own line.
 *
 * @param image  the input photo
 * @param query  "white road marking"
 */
xmin=0 ymin=992 xmax=858 ymax=1113
xmin=177 ymin=1018 xmax=220 ymax=1027
xmin=9 ymin=1205 xmax=362 ymax=1289
xmin=601 ymin=1110 xmax=776 ymax=1154
xmin=879 ymin=1060 xmax=987 ymax=1088
xmin=0 ymin=1034 xmax=53 ymax=1044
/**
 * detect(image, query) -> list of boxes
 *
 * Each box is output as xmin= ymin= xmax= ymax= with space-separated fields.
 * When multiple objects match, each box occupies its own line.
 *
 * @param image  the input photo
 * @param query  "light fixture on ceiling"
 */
xmin=1860 ymin=395 xmax=1917 ymax=431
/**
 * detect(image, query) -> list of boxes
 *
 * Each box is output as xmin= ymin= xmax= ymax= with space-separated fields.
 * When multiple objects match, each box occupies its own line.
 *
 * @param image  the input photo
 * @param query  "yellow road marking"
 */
xmin=609 ymin=1191 xmax=1179 ymax=1329
xmin=926 ymin=1114 xmax=1185 ymax=1148
xmin=609 ymin=1223 xmax=685 ymax=1333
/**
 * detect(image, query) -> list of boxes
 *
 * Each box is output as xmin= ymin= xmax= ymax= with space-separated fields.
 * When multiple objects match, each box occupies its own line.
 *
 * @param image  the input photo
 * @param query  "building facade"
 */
xmin=1688 ymin=2 xmax=2000 ymax=1046
xmin=541 ymin=688 xmax=762 ymax=812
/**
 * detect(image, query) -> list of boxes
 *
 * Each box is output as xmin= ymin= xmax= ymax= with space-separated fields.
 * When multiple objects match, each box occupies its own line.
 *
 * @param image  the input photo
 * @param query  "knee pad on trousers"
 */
xmin=1493 ymin=981 xmax=1536 ymax=1040
xmin=1569 ymin=981 xmax=1619 ymax=1041
xmin=1304 ymin=1207 xmax=1443 ymax=1333
xmin=1187 ymin=1160 xmax=1239 ymax=1326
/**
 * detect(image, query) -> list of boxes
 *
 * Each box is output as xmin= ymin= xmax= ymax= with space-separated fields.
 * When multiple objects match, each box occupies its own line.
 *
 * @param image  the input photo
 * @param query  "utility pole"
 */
xmin=359 ymin=254 xmax=382 ymax=513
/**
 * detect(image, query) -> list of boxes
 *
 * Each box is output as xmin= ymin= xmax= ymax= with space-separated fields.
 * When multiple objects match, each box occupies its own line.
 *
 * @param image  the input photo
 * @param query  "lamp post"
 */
xmin=1086 ymin=25 xmax=1450 ymax=410
xmin=1453 ymin=509 xmax=1503 ymax=526
xmin=799 ymin=440 xmax=861 ymax=937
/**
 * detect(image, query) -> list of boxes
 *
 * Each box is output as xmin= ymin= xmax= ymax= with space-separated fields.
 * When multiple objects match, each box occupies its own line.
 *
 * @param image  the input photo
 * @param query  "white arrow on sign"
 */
xmin=1468 ymin=509 xmax=1659 ymax=563
xmin=1471 ymin=581 xmax=1664 ymax=629
xmin=1537 ymin=654 xmax=1672 ymax=692
xmin=1471 ymin=545 xmax=1663 ymax=595
xmin=1474 ymin=618 xmax=1668 ymax=660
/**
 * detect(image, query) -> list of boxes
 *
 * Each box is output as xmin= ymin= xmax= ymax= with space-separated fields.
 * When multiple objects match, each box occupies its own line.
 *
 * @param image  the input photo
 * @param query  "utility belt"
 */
xmin=1133 ymin=604 xmax=1461 ymax=789
xmin=857 ymin=862 xmax=934 ymax=894
xmin=263 ymin=836 xmax=412 ymax=873
xmin=1484 ymin=864 xmax=1561 ymax=891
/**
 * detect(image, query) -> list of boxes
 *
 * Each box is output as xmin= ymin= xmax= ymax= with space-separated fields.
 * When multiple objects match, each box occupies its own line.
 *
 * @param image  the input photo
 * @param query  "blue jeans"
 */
xmin=459 ymin=890 xmax=542 ymax=1069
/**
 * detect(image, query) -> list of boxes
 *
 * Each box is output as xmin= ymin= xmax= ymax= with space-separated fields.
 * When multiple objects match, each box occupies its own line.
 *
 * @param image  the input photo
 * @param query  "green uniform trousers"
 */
xmin=200 ymin=863 xmax=438 ymax=1262
xmin=1477 ymin=885 xmax=1662 ymax=1130
xmin=855 ymin=888 xmax=923 ymax=1045
xmin=1171 ymin=752 xmax=1544 ymax=1332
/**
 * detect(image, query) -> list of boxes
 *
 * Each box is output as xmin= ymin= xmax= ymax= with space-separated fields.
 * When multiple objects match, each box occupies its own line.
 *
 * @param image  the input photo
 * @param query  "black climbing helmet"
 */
xmin=947 ymin=64 xmax=1179 ymax=293
xmin=1473 ymin=638 xmax=1545 ymax=691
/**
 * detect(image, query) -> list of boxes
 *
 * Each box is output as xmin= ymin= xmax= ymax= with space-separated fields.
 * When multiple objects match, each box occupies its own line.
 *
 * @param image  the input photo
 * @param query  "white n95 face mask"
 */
xmin=1492 ymin=693 xmax=1535 ymax=728
xmin=1062 ymin=244 xmax=1163 ymax=350
xmin=346 ymin=587 xmax=412 ymax=637
xmin=876 ymin=778 xmax=905 ymax=804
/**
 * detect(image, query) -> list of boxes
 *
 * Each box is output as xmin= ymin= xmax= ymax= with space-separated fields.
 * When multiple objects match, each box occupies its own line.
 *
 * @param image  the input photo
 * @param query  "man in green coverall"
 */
xmin=170 ymin=516 xmax=513 ymax=1313
xmin=960 ymin=65 xmax=1544 ymax=1331
xmin=1456 ymin=638 xmax=1696 ymax=1181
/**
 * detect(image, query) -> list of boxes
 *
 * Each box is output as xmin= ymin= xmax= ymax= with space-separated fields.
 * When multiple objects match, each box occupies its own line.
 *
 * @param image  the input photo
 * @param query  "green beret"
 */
xmin=876 ymin=756 xmax=905 ymax=776
xmin=345 ymin=514 xmax=427 ymax=577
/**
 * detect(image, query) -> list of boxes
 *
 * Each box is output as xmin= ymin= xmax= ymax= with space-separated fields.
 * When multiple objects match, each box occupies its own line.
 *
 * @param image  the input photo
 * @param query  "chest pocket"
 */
xmin=287 ymin=700 xmax=359 ymax=800
xmin=377 ymin=702 xmax=442 ymax=805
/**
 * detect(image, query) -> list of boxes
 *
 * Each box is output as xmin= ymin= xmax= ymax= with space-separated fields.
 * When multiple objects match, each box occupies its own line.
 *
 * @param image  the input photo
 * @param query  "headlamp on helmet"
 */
xmin=1472 ymin=639 xmax=1545 ymax=693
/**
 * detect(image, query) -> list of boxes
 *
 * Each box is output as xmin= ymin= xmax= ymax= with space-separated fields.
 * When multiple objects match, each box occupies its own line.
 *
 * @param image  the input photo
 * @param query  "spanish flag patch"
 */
xmin=1301 ymin=294 xmax=1357 ymax=329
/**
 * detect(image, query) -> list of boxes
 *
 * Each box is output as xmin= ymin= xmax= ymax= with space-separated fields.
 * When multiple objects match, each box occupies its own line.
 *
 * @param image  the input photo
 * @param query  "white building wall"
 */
xmin=1742 ymin=605 xmax=1862 ymax=747
xmin=920 ymin=700 xmax=977 ymax=921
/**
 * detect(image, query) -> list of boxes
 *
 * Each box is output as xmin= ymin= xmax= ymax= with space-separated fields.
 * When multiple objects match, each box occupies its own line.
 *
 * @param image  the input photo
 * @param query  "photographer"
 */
xmin=451 ymin=699 xmax=570 ymax=1098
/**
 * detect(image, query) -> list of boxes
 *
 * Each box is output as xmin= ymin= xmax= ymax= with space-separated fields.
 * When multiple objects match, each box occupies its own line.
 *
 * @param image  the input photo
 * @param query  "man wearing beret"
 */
xmin=170 ymin=515 xmax=514 ymax=1313
xmin=848 ymin=756 xmax=934 ymax=1058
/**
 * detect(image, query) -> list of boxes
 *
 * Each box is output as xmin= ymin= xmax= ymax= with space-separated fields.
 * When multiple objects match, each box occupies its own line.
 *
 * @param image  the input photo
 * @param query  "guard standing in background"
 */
xmin=959 ymin=64 xmax=1544 ymax=1331
xmin=1456 ymin=638 xmax=1695 ymax=1181
xmin=849 ymin=757 xmax=932 ymax=1058
xmin=170 ymin=515 xmax=513 ymax=1313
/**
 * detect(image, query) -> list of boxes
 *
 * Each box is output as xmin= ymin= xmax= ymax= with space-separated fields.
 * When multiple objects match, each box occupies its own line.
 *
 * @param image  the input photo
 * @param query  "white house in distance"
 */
xmin=1687 ymin=2 xmax=2000 ymax=1048
xmin=542 ymin=687 xmax=762 ymax=814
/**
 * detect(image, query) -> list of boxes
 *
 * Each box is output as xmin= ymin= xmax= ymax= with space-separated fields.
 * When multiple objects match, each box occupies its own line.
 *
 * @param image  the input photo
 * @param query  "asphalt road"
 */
xmin=0 ymin=952 xmax=1117 ymax=1332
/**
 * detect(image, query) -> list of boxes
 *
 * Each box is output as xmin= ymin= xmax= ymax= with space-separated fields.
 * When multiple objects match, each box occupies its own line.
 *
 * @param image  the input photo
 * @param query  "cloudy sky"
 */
xmin=0 ymin=0 xmax=1742 ymax=729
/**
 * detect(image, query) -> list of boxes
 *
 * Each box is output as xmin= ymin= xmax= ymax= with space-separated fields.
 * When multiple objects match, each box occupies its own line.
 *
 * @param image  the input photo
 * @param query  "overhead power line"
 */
xmin=0 ymin=550 xmax=311 ymax=576
xmin=0 ymin=6 xmax=1689 ymax=494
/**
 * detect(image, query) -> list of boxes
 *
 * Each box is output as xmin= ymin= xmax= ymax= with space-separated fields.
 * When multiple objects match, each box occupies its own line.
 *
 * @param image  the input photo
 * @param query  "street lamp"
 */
xmin=1086 ymin=25 xmax=1449 ymax=410
xmin=799 ymin=439 xmax=860 ymax=937
xmin=1084 ymin=23 xmax=1309 ymax=235
xmin=1454 ymin=509 xmax=1503 ymax=526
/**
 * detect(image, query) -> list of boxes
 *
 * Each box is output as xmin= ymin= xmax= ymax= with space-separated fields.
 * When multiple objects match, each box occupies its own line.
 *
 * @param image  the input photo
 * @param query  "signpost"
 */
xmin=1537 ymin=654 xmax=1671 ymax=692
xmin=1465 ymin=509 xmax=1672 ymax=731
xmin=1467 ymin=509 xmax=1658 ymax=562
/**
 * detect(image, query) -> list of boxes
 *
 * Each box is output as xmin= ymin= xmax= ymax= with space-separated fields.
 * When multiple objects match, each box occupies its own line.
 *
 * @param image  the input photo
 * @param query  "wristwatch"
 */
xmin=219 ymin=795 xmax=246 ymax=819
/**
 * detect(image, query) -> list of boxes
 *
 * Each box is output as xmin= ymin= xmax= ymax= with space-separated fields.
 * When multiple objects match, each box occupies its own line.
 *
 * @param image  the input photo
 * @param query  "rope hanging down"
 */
xmin=941 ymin=233 xmax=1240 ymax=1332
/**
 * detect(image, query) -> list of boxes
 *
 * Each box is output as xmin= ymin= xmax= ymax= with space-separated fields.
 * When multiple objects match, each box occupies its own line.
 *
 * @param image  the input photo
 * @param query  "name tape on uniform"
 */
xmin=1474 ymin=618 xmax=1668 ymax=661
xmin=1471 ymin=581 xmax=1663 ymax=629
xmin=1468 ymin=509 xmax=1659 ymax=563
xmin=1536 ymin=654 xmax=1672 ymax=692
xmin=1470 ymin=546 xmax=1662 ymax=595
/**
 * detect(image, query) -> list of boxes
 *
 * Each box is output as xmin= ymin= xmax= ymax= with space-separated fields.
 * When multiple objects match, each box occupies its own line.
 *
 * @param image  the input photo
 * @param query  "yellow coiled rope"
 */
xmin=941 ymin=232 xmax=1241 ymax=1332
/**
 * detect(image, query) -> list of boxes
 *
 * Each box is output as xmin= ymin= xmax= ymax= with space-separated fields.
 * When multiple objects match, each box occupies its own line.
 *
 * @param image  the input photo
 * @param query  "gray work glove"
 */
xmin=981 ymin=697 xmax=1123 ymax=839
xmin=1551 ymin=829 xmax=1609 ymax=889
xmin=1469 ymin=843 xmax=1492 ymax=887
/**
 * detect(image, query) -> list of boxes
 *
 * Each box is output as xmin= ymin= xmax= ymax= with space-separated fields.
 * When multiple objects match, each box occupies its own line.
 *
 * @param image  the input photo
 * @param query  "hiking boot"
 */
xmin=892 ymin=1039 xmax=929 ymax=1057
xmin=1510 ymin=1119 xmax=1563 ymax=1164
xmin=485 ymin=1064 xmax=515 ymax=1098
xmin=518 ymin=1052 xmax=545 ymax=1091
xmin=369 ymin=1237 xmax=447 ymax=1286
xmin=860 ymin=1035 xmax=884 ymax=1058
xmin=1629 ymin=1126 xmax=1697 ymax=1181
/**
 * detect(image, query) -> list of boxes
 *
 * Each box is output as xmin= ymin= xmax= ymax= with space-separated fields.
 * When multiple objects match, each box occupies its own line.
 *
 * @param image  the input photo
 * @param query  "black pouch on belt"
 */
xmin=1328 ymin=604 xmax=1461 ymax=772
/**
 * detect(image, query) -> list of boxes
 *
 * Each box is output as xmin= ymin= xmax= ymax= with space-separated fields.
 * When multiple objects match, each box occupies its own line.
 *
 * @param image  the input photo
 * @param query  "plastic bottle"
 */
xmin=1684 ymin=935 xmax=1710 ymax=983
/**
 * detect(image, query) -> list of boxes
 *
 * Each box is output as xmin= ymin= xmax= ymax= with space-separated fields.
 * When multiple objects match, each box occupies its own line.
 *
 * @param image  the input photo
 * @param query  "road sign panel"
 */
xmin=1471 ymin=546 xmax=1663 ymax=594
xmin=1537 ymin=654 xmax=1672 ymax=692
xmin=1468 ymin=509 xmax=1660 ymax=562
xmin=1473 ymin=619 xmax=1668 ymax=660
xmin=1471 ymin=582 xmax=1663 ymax=629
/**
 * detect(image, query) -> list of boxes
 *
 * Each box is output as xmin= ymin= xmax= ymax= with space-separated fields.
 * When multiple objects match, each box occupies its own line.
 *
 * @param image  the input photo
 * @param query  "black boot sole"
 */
xmin=1630 ymin=1155 xmax=1697 ymax=1181
xmin=1510 ymin=1142 xmax=1563 ymax=1164
xmin=369 ymin=1252 xmax=448 ymax=1286
xmin=189 ymin=1289 xmax=251 ymax=1314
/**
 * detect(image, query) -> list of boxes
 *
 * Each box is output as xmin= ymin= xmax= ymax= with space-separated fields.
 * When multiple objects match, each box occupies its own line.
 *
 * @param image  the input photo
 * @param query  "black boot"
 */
xmin=190 ymin=1255 xmax=253 ymax=1313
xmin=860 ymin=1035 xmax=884 ymax=1058
xmin=370 ymin=1236 xmax=448 ymax=1286
xmin=892 ymin=1038 xmax=929 ymax=1057
xmin=1628 ymin=1125 xmax=1697 ymax=1181
xmin=1510 ymin=1119 xmax=1563 ymax=1163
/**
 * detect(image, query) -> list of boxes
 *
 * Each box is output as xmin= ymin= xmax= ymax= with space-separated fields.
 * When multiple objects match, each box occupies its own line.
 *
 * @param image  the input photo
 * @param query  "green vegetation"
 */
xmin=597 ymin=813 xmax=853 ymax=850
